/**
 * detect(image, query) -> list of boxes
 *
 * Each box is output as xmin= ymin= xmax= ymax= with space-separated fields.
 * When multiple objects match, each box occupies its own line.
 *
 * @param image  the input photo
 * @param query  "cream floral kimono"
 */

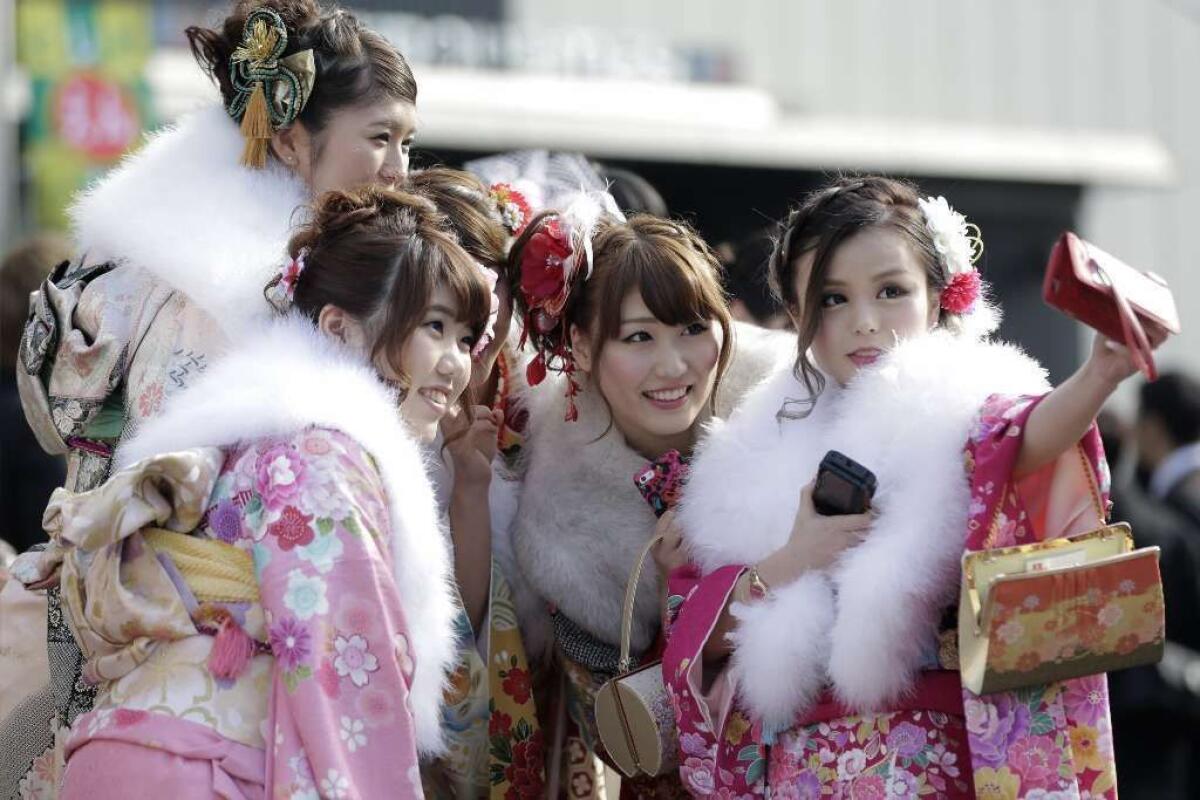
xmin=6 ymin=103 xmax=307 ymax=798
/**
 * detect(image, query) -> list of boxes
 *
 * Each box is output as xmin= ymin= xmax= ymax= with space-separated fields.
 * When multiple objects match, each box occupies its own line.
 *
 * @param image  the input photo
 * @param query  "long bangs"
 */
xmin=370 ymin=231 xmax=489 ymax=375
xmin=433 ymin=236 xmax=494 ymax=340
xmin=595 ymin=229 xmax=729 ymax=341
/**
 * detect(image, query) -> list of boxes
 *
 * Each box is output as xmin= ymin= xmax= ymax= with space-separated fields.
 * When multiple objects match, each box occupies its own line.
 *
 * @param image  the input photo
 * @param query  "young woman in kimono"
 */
xmin=660 ymin=176 xmax=1169 ymax=799
xmin=5 ymin=2 xmax=420 ymax=794
xmin=504 ymin=196 xmax=792 ymax=799
xmin=406 ymin=166 xmax=545 ymax=798
xmin=25 ymin=187 xmax=487 ymax=798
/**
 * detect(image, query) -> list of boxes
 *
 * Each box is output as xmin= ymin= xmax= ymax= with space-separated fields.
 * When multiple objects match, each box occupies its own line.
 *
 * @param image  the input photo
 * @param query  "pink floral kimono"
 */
xmin=663 ymin=332 xmax=1121 ymax=800
xmin=13 ymin=316 xmax=458 ymax=799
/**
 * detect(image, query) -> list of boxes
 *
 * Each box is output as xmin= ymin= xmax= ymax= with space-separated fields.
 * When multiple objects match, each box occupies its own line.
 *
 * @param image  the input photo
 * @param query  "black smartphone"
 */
xmin=812 ymin=450 xmax=877 ymax=515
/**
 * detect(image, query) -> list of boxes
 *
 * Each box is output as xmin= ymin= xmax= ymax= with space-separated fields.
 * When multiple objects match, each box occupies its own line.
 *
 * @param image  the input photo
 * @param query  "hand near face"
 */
xmin=444 ymin=404 xmax=502 ymax=490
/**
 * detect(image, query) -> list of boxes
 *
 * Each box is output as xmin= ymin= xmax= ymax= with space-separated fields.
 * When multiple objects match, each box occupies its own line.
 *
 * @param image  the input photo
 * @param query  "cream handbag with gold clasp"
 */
xmin=594 ymin=533 xmax=679 ymax=779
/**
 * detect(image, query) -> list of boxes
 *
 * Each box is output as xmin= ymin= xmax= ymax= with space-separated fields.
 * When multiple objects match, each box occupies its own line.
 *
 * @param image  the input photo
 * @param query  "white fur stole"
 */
xmin=71 ymin=104 xmax=308 ymax=337
xmin=677 ymin=332 xmax=1049 ymax=730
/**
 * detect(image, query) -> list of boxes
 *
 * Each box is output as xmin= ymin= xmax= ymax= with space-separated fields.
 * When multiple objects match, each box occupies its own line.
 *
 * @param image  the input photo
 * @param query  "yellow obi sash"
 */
xmin=44 ymin=448 xmax=261 ymax=683
xmin=142 ymin=528 xmax=260 ymax=605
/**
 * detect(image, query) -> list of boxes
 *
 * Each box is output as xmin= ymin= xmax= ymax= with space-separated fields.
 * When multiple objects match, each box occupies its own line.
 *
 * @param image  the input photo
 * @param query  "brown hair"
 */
xmin=406 ymin=167 xmax=509 ymax=275
xmin=768 ymin=175 xmax=968 ymax=413
xmin=187 ymin=0 xmax=416 ymax=143
xmin=285 ymin=187 xmax=491 ymax=413
xmin=509 ymin=211 xmax=733 ymax=414
xmin=1 ymin=234 xmax=72 ymax=372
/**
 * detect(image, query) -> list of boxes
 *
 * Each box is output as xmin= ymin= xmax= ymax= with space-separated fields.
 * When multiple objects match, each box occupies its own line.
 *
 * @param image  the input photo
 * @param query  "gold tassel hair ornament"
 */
xmin=227 ymin=8 xmax=315 ymax=169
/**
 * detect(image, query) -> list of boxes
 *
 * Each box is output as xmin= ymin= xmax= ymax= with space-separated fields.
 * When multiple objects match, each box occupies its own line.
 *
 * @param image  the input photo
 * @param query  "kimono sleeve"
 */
xmin=246 ymin=429 xmax=425 ymax=799
xmin=963 ymin=393 xmax=1110 ymax=552
xmin=662 ymin=564 xmax=769 ymax=797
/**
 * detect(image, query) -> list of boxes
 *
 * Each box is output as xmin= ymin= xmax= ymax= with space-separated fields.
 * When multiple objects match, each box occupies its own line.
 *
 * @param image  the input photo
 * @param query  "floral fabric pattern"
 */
xmin=961 ymin=395 xmax=1118 ymax=800
xmin=423 ymin=603 xmax=490 ymax=799
xmin=489 ymin=564 xmax=547 ymax=800
xmin=769 ymin=710 xmax=971 ymax=799
xmin=53 ymin=426 xmax=426 ymax=798
xmin=981 ymin=552 xmax=1164 ymax=677
xmin=493 ymin=348 xmax=530 ymax=467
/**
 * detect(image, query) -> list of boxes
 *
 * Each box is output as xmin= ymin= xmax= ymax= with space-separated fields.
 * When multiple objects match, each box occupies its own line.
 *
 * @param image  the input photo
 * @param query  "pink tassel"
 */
xmin=207 ymin=616 xmax=256 ymax=680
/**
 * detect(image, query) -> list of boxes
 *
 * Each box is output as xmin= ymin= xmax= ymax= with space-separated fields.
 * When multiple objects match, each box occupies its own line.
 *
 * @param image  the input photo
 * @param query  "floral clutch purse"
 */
xmin=594 ymin=451 xmax=688 ymax=779
xmin=958 ymin=447 xmax=1166 ymax=696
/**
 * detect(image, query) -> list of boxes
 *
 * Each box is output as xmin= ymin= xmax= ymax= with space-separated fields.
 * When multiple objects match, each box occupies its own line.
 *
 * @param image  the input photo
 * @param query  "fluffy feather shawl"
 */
xmin=71 ymin=104 xmax=308 ymax=337
xmin=677 ymin=331 xmax=1049 ymax=730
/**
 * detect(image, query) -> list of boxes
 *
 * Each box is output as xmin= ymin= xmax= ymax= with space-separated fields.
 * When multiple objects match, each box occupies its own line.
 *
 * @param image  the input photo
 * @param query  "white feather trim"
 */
xmin=728 ymin=572 xmax=835 ymax=732
xmin=678 ymin=331 xmax=1049 ymax=722
xmin=116 ymin=315 xmax=457 ymax=755
xmin=70 ymin=104 xmax=308 ymax=338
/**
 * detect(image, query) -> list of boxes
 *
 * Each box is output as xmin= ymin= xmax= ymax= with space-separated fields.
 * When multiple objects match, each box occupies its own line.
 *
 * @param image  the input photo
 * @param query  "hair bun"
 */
xmin=290 ymin=187 xmax=445 ymax=259
xmin=371 ymin=188 xmax=441 ymax=225
xmin=312 ymin=189 xmax=382 ymax=237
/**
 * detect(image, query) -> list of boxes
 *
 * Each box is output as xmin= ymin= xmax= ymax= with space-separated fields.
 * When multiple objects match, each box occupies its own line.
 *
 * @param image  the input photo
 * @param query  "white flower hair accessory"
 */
xmin=265 ymin=247 xmax=309 ymax=313
xmin=917 ymin=195 xmax=984 ymax=315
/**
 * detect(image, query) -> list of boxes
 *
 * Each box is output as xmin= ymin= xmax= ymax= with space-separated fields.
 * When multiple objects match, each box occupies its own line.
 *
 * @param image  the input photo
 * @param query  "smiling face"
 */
xmin=574 ymin=289 xmax=723 ymax=459
xmin=276 ymin=98 xmax=418 ymax=194
xmin=388 ymin=284 xmax=477 ymax=442
xmin=795 ymin=226 xmax=940 ymax=387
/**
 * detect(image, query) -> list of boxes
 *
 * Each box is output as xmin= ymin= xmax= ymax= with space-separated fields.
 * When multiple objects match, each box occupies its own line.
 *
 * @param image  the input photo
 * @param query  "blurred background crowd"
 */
xmin=1 ymin=1 xmax=1198 ymax=797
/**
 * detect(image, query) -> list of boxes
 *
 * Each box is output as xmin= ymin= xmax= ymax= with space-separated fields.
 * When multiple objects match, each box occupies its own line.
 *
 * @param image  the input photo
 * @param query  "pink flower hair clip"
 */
xmin=265 ymin=247 xmax=309 ymax=313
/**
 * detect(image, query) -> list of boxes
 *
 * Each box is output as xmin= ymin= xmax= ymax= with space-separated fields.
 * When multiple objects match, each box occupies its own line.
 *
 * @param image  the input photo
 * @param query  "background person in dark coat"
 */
xmin=1136 ymin=372 xmax=1200 ymax=525
xmin=0 ymin=235 xmax=69 ymax=559
xmin=1104 ymin=373 xmax=1200 ymax=799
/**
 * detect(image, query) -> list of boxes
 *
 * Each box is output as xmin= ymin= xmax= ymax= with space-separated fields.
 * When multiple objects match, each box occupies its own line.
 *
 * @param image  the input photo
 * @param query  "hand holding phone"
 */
xmin=772 ymin=472 xmax=874 ymax=583
xmin=812 ymin=450 xmax=877 ymax=516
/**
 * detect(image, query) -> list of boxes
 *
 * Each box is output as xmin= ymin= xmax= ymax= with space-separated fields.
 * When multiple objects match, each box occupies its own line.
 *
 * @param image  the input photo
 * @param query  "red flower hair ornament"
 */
xmin=489 ymin=183 xmax=532 ymax=237
xmin=515 ymin=190 xmax=622 ymax=422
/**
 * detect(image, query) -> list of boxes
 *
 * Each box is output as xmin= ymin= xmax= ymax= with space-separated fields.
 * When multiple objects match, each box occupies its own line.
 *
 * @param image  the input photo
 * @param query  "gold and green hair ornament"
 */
xmin=227 ymin=7 xmax=315 ymax=168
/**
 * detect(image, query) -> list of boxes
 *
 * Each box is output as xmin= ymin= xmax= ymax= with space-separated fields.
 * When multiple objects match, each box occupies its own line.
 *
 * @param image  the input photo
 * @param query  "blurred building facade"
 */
xmin=1 ymin=0 xmax=1194 ymax=383
xmin=503 ymin=0 xmax=1195 ymax=389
